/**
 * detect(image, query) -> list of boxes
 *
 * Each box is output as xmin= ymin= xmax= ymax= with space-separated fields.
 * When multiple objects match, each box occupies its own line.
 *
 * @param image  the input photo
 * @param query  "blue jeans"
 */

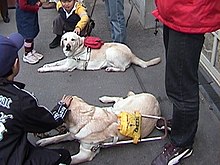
xmin=163 ymin=25 xmax=205 ymax=148
xmin=104 ymin=0 xmax=126 ymax=43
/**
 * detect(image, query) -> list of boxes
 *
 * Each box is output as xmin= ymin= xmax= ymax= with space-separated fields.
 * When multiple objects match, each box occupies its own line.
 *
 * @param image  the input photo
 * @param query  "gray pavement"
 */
xmin=1 ymin=1 xmax=220 ymax=165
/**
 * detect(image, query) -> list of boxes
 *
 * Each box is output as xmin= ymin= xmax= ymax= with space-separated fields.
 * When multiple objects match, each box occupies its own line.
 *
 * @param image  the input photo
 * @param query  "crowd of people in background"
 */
xmin=1 ymin=0 xmax=126 ymax=63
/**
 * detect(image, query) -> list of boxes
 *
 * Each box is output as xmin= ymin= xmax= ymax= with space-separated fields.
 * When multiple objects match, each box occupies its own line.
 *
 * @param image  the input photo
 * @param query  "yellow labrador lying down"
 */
xmin=36 ymin=91 xmax=161 ymax=164
xmin=38 ymin=32 xmax=161 ymax=72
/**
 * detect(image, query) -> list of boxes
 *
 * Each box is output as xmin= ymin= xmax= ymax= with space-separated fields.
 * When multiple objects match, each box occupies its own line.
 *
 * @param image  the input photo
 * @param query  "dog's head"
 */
xmin=60 ymin=32 xmax=84 ymax=57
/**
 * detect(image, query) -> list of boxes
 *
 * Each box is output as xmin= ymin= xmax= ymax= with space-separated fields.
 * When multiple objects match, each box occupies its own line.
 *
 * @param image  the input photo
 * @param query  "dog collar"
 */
xmin=73 ymin=47 xmax=91 ymax=70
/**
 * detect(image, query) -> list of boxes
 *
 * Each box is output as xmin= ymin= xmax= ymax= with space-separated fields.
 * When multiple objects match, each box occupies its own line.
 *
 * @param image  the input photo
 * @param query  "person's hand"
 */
xmin=39 ymin=0 xmax=45 ymax=3
xmin=60 ymin=95 xmax=73 ymax=108
xmin=73 ymin=27 xmax=81 ymax=35
xmin=36 ymin=1 xmax=42 ymax=7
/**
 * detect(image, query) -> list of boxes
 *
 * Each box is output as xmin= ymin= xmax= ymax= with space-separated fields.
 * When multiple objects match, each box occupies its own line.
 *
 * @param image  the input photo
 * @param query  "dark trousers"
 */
xmin=24 ymin=145 xmax=71 ymax=165
xmin=0 ymin=0 xmax=9 ymax=19
xmin=53 ymin=149 xmax=71 ymax=165
xmin=52 ymin=14 xmax=86 ymax=36
xmin=53 ymin=15 xmax=74 ymax=36
xmin=163 ymin=25 xmax=205 ymax=147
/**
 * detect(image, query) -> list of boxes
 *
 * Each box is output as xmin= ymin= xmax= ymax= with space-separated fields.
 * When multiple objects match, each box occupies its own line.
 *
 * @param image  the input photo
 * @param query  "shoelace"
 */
xmin=162 ymin=143 xmax=179 ymax=158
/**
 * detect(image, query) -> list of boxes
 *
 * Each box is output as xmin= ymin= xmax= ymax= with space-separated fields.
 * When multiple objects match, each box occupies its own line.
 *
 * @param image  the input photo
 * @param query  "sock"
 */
xmin=24 ymin=39 xmax=33 ymax=55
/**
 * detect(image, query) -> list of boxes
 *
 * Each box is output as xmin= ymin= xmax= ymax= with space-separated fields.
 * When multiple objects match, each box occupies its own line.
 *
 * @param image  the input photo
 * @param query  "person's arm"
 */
xmin=56 ymin=0 xmax=62 ymax=11
xmin=20 ymin=93 xmax=72 ymax=133
xmin=74 ymin=3 xmax=89 ymax=33
xmin=18 ymin=0 xmax=42 ymax=12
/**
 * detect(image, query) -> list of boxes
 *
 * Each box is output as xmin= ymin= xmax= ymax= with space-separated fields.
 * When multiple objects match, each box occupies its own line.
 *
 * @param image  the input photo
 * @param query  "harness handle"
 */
xmin=90 ymin=0 xmax=97 ymax=18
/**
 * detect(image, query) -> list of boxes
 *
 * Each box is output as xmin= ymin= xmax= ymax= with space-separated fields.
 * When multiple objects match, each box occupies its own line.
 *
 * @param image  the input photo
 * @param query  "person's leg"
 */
xmin=53 ymin=14 xmax=65 ymax=35
xmin=104 ymin=0 xmax=126 ymax=43
xmin=24 ymin=146 xmax=71 ymax=165
xmin=165 ymin=26 xmax=205 ymax=148
xmin=23 ymin=39 xmax=39 ymax=64
xmin=49 ymin=15 xmax=64 ymax=49
xmin=0 ymin=0 xmax=10 ymax=23
xmin=151 ymin=25 xmax=205 ymax=165
xmin=163 ymin=25 xmax=169 ymax=58
xmin=53 ymin=149 xmax=71 ymax=165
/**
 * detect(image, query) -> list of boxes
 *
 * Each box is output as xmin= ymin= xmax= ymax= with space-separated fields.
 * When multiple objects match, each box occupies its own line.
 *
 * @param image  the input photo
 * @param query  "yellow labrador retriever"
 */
xmin=36 ymin=91 xmax=161 ymax=164
xmin=38 ymin=32 xmax=161 ymax=72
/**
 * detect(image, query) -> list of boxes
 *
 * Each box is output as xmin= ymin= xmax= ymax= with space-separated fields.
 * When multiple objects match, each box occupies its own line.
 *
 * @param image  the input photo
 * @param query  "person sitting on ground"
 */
xmin=0 ymin=32 xmax=72 ymax=165
xmin=49 ymin=0 xmax=89 ymax=49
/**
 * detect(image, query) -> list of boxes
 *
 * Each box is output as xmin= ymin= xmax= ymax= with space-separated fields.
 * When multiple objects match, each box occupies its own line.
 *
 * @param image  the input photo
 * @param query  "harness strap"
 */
xmin=72 ymin=47 xmax=91 ymax=70
xmin=84 ymin=47 xmax=91 ymax=70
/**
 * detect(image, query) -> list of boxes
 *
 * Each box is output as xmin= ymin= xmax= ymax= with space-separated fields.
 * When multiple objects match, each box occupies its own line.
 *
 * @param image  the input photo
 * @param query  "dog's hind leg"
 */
xmin=105 ymin=49 xmax=130 ymax=72
xmin=70 ymin=143 xmax=100 ymax=164
xmin=36 ymin=132 xmax=74 ymax=147
xmin=99 ymin=96 xmax=123 ymax=103
xmin=127 ymin=91 xmax=135 ymax=96
xmin=131 ymin=56 xmax=161 ymax=68
xmin=99 ymin=91 xmax=135 ymax=104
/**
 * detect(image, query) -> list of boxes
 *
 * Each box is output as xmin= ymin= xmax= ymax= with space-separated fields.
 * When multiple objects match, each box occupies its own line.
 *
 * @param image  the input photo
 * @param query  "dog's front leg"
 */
xmin=38 ymin=58 xmax=68 ymax=72
xmin=38 ymin=58 xmax=77 ymax=72
xmin=44 ymin=59 xmax=68 ymax=67
xmin=70 ymin=143 xmax=100 ymax=164
xmin=36 ymin=132 xmax=74 ymax=147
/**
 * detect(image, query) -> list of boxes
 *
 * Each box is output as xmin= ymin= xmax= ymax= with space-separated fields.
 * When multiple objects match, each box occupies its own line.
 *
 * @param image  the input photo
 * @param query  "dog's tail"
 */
xmin=131 ymin=56 xmax=161 ymax=68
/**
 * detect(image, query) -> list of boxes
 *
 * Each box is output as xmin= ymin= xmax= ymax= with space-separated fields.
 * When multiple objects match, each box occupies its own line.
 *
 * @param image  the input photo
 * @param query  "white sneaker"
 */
xmin=32 ymin=49 xmax=44 ymax=60
xmin=23 ymin=52 xmax=39 ymax=64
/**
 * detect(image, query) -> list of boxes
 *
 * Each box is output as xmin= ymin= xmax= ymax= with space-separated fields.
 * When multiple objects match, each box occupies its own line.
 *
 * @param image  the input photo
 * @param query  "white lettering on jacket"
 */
xmin=0 ymin=95 xmax=12 ymax=109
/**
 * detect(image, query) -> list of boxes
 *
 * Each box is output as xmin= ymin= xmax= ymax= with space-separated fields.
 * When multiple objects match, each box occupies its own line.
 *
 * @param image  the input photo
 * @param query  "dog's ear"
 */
xmin=78 ymin=36 xmax=85 ymax=47
xmin=60 ymin=35 xmax=65 ymax=47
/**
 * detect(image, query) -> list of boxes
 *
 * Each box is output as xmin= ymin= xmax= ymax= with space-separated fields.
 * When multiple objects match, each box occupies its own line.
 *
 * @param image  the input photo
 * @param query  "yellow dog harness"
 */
xmin=117 ymin=111 xmax=142 ymax=144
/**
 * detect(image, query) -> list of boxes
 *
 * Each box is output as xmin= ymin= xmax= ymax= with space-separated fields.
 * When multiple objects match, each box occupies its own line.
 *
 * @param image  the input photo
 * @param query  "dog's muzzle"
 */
xmin=65 ymin=43 xmax=71 ymax=51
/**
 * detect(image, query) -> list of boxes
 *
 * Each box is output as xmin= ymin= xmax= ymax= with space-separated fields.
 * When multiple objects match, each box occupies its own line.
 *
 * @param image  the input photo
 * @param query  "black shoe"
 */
xmin=49 ymin=35 xmax=61 ymax=49
xmin=156 ymin=119 xmax=172 ymax=133
xmin=151 ymin=143 xmax=193 ymax=165
xmin=3 ymin=16 xmax=10 ymax=23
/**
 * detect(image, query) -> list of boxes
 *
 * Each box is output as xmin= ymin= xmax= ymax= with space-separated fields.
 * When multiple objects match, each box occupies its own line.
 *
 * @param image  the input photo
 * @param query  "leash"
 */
xmin=90 ymin=0 xmax=97 ymax=18
xmin=84 ymin=47 xmax=91 ymax=70
xmin=126 ymin=0 xmax=134 ymax=27
xmin=83 ymin=0 xmax=97 ymax=36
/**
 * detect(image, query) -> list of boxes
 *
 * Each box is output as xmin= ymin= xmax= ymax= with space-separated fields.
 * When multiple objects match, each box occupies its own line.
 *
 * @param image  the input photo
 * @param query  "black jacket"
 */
xmin=59 ymin=7 xmax=80 ymax=30
xmin=0 ymin=78 xmax=68 ymax=165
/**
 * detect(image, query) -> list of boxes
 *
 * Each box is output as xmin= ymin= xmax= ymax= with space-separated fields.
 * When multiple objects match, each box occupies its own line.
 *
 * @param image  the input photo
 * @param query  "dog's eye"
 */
xmin=64 ymin=38 xmax=67 ymax=41
xmin=71 ymin=38 xmax=75 ymax=41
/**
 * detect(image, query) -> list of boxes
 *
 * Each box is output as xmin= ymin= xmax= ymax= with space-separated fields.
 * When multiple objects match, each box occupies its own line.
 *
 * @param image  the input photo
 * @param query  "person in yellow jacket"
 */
xmin=49 ymin=0 xmax=89 ymax=49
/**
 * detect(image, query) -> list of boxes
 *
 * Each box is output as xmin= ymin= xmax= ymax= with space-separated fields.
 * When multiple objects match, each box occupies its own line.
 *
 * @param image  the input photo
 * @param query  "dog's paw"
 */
xmin=105 ymin=67 xmax=122 ymax=72
xmin=99 ymin=96 xmax=109 ymax=103
xmin=99 ymin=96 xmax=117 ymax=103
xmin=36 ymin=138 xmax=50 ymax=147
xmin=38 ymin=64 xmax=50 ymax=72
xmin=105 ymin=67 xmax=113 ymax=72
xmin=37 ymin=67 xmax=45 ymax=72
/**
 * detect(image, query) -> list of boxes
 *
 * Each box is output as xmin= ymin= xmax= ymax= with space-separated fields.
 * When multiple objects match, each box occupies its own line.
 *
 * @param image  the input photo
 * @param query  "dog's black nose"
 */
xmin=66 ymin=44 xmax=71 ymax=51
